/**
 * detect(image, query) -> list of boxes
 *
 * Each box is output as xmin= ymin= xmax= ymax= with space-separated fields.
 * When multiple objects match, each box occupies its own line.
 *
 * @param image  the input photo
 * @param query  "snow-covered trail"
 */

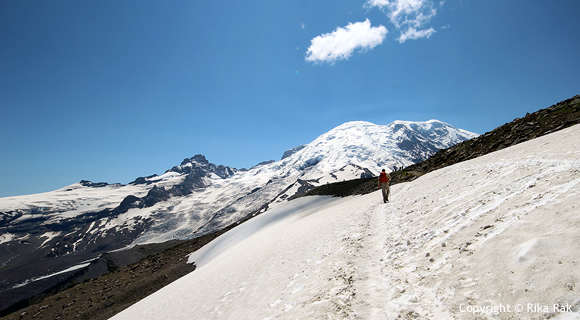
xmin=111 ymin=191 xmax=388 ymax=320
xmin=112 ymin=124 xmax=580 ymax=320
xmin=366 ymin=124 xmax=580 ymax=319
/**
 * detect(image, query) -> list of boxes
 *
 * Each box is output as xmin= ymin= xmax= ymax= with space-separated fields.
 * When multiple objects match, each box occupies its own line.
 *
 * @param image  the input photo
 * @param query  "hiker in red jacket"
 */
xmin=378 ymin=169 xmax=391 ymax=203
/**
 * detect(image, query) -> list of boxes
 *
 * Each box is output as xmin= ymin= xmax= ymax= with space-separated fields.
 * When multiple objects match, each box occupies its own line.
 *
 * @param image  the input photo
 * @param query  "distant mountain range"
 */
xmin=0 ymin=119 xmax=476 ymax=314
xmin=1 ymin=94 xmax=578 ymax=319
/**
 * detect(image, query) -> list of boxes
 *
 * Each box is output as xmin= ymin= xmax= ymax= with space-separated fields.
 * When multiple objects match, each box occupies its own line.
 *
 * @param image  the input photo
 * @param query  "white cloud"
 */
xmin=366 ymin=0 xmax=438 ymax=42
xmin=398 ymin=27 xmax=435 ymax=43
xmin=305 ymin=19 xmax=387 ymax=64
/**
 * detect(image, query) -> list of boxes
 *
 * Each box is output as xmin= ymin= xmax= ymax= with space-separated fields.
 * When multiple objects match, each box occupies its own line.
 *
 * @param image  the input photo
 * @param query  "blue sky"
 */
xmin=1 ymin=0 xmax=579 ymax=197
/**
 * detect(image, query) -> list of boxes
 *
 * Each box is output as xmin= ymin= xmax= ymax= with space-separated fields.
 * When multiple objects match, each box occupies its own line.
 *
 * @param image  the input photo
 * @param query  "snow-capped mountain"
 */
xmin=0 ymin=119 xmax=476 ymax=313
xmin=112 ymin=123 xmax=580 ymax=320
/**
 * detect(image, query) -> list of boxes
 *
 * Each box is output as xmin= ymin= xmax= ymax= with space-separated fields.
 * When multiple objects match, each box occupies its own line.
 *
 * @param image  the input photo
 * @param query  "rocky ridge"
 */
xmin=402 ymin=94 xmax=580 ymax=178
xmin=304 ymin=95 xmax=580 ymax=197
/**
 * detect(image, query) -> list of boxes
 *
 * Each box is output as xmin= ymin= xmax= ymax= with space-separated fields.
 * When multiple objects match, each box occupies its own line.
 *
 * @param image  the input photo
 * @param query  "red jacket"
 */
xmin=379 ymin=172 xmax=390 ymax=183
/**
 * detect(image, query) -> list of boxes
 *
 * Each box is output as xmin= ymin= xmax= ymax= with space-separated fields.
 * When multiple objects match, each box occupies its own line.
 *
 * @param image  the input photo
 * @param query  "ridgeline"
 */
xmin=303 ymin=94 xmax=580 ymax=197
xmin=2 ymin=94 xmax=578 ymax=320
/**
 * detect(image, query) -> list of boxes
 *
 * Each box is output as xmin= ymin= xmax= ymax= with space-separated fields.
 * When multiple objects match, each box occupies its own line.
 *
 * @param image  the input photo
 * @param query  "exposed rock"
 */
xmin=251 ymin=160 xmax=275 ymax=169
xmin=401 ymin=95 xmax=580 ymax=179
xmin=304 ymin=94 xmax=580 ymax=196
xmin=129 ymin=175 xmax=158 ymax=185
xmin=281 ymin=145 xmax=306 ymax=160
xmin=0 ymin=226 xmax=238 ymax=320
xmin=79 ymin=180 xmax=113 ymax=188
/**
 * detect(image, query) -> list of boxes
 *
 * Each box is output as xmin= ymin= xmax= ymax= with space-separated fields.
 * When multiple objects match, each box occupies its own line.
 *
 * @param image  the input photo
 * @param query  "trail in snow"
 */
xmin=112 ymin=124 xmax=580 ymax=320
xmin=361 ymin=124 xmax=580 ymax=319
xmin=113 ymin=195 xmax=380 ymax=319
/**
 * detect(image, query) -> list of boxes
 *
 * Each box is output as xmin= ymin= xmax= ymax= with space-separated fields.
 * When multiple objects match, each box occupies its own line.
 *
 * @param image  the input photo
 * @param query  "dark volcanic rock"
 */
xmin=169 ymin=154 xmax=237 ymax=181
xmin=79 ymin=180 xmax=112 ymax=188
xmin=129 ymin=174 xmax=158 ymax=185
xmin=0 ymin=222 xmax=239 ymax=320
xmin=143 ymin=185 xmax=169 ymax=207
xmin=281 ymin=145 xmax=306 ymax=160
xmin=302 ymin=177 xmax=378 ymax=198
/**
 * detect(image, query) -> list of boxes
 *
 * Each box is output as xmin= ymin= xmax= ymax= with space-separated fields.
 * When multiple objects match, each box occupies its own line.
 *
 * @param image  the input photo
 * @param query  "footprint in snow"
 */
xmin=269 ymin=297 xmax=284 ymax=307
xmin=292 ymin=285 xmax=304 ymax=294
xmin=284 ymin=302 xmax=296 ymax=311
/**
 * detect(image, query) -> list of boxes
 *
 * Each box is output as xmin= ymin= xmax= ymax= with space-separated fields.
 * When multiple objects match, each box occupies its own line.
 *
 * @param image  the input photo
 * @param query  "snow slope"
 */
xmin=0 ymin=120 xmax=475 ymax=245
xmin=0 ymin=120 xmax=476 ymax=312
xmin=112 ymin=124 xmax=580 ymax=319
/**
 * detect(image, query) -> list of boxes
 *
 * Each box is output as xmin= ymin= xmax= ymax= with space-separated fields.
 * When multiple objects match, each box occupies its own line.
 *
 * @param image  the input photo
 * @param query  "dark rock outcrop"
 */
xmin=281 ymin=145 xmax=306 ymax=160
xmin=80 ymin=180 xmax=115 ymax=188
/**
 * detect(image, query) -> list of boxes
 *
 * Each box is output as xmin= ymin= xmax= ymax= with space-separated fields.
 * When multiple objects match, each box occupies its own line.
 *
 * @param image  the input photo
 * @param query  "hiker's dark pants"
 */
xmin=381 ymin=182 xmax=390 ymax=201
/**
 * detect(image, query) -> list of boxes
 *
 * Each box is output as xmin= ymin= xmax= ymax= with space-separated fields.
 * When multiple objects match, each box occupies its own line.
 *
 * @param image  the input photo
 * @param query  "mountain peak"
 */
xmin=180 ymin=154 xmax=209 ymax=166
xmin=334 ymin=120 xmax=375 ymax=127
xmin=285 ymin=119 xmax=477 ymax=177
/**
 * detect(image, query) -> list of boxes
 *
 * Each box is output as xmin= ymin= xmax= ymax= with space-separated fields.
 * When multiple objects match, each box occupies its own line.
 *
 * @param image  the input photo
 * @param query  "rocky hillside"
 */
xmin=0 ymin=222 xmax=242 ymax=320
xmin=304 ymin=94 xmax=580 ymax=197
xmin=402 ymin=94 xmax=580 ymax=178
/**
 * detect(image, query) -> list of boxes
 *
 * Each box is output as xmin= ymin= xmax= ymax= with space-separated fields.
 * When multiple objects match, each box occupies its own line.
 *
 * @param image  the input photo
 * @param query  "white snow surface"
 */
xmin=112 ymin=125 xmax=580 ymax=319
xmin=0 ymin=120 xmax=475 ymax=247
xmin=12 ymin=261 xmax=92 ymax=289
xmin=0 ymin=182 xmax=150 ymax=220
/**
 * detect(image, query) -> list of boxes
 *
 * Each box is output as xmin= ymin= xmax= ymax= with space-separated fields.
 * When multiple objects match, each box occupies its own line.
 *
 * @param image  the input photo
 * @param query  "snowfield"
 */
xmin=114 ymin=124 xmax=580 ymax=319
xmin=0 ymin=120 xmax=478 ymax=310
